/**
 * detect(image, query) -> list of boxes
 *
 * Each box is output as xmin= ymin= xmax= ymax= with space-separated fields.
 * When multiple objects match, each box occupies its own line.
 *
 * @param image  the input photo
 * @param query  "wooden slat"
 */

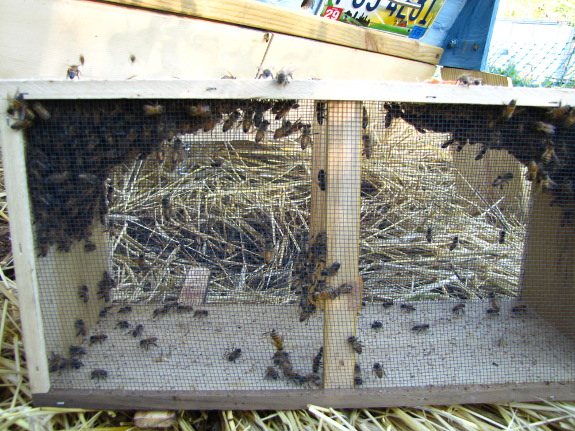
xmin=96 ymin=0 xmax=443 ymax=64
xmin=521 ymin=190 xmax=575 ymax=340
xmin=0 ymin=105 xmax=50 ymax=393
xmin=2 ymin=80 xmax=575 ymax=106
xmin=323 ymin=101 xmax=362 ymax=389
xmin=33 ymin=381 xmax=575 ymax=410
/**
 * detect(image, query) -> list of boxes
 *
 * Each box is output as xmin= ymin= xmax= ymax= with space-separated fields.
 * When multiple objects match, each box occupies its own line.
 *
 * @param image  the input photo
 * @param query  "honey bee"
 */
xmin=320 ymin=262 xmax=340 ymax=277
xmin=314 ymin=284 xmax=353 ymax=301
xmin=269 ymin=329 xmax=284 ymax=350
xmin=78 ymin=285 xmax=89 ymax=303
xmin=221 ymin=72 xmax=236 ymax=79
xmin=223 ymin=110 xmax=241 ymax=132
xmin=203 ymin=112 xmax=222 ymax=133
xmin=255 ymin=119 xmax=270 ymax=143
xmin=452 ymin=303 xmax=466 ymax=315
xmin=188 ymin=104 xmax=211 ymax=117
xmin=546 ymin=104 xmax=570 ymax=122
xmin=116 ymin=320 xmax=130 ymax=329
xmin=67 ymin=65 xmax=81 ymax=80
xmin=492 ymin=173 xmax=513 ymax=188
xmin=226 ymin=348 xmax=242 ymax=362
xmin=425 ymin=227 xmax=433 ymax=243
xmin=400 ymin=304 xmax=416 ymax=313
xmin=162 ymin=196 xmax=172 ymax=221
xmin=265 ymin=366 xmax=279 ymax=380
xmin=118 ymin=306 xmax=133 ymax=313
xmin=48 ymin=353 xmax=68 ymax=373
xmin=371 ymin=320 xmax=383 ymax=329
xmin=498 ymin=230 xmax=506 ymax=244
xmin=242 ymin=109 xmax=255 ymax=133
xmin=563 ymin=107 xmax=575 ymax=127
xmin=382 ymin=299 xmax=394 ymax=308
xmin=70 ymin=358 xmax=84 ymax=370
xmin=273 ymin=119 xmax=292 ymax=139
xmin=317 ymin=169 xmax=326 ymax=191
xmin=456 ymin=74 xmax=472 ymax=85
xmin=32 ymin=102 xmax=51 ymax=120
xmin=74 ymin=319 xmax=87 ymax=337
xmin=272 ymin=349 xmax=291 ymax=367
xmin=99 ymin=306 xmax=113 ymax=318
xmin=274 ymin=100 xmax=299 ymax=121
xmin=140 ymin=337 xmax=158 ymax=349
xmin=511 ymin=304 xmax=527 ymax=314
xmin=533 ymin=121 xmax=555 ymax=135
xmin=312 ymin=347 xmax=323 ymax=374
xmin=541 ymin=143 xmax=557 ymax=164
xmin=411 ymin=324 xmax=430 ymax=333
xmin=475 ymin=144 xmax=488 ymax=161
xmin=152 ymin=307 xmax=169 ymax=319
xmin=347 ymin=336 xmax=362 ymax=354
xmin=143 ymin=104 xmax=165 ymax=116
xmin=362 ymin=133 xmax=373 ymax=159
xmin=177 ymin=305 xmax=194 ymax=312
xmin=10 ymin=119 xmax=34 ymax=130
xmin=298 ymin=124 xmax=313 ymax=150
xmin=257 ymin=67 xmax=273 ymax=80
xmin=500 ymin=99 xmax=517 ymax=121
xmin=316 ymin=102 xmax=327 ymax=125
xmin=354 ymin=364 xmax=363 ymax=385
xmin=69 ymin=345 xmax=87 ymax=357
xmin=194 ymin=309 xmax=209 ymax=317
xmin=90 ymin=369 xmax=108 ymax=380
xmin=275 ymin=67 xmax=293 ymax=85
xmin=84 ymin=241 xmax=96 ymax=252
xmin=449 ymin=236 xmax=459 ymax=251
xmin=299 ymin=304 xmax=315 ymax=322
xmin=486 ymin=308 xmax=500 ymax=316
xmin=89 ymin=334 xmax=108 ymax=345
xmin=373 ymin=362 xmax=385 ymax=378
xmin=131 ymin=324 xmax=144 ymax=337
xmin=526 ymin=161 xmax=539 ymax=181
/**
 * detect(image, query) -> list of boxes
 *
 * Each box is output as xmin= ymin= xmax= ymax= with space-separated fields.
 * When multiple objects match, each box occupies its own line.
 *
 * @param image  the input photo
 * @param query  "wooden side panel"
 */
xmin=99 ymin=0 xmax=444 ymax=64
xmin=33 ymin=381 xmax=575 ymax=410
xmin=323 ymin=101 xmax=361 ymax=389
xmin=522 ymin=190 xmax=575 ymax=340
xmin=0 ymin=105 xmax=50 ymax=393
xmin=261 ymin=33 xmax=437 ymax=81
xmin=0 ymin=0 xmax=271 ymax=80
xmin=36 ymin=221 xmax=109 ymax=352
xmin=452 ymin=147 xmax=529 ymax=220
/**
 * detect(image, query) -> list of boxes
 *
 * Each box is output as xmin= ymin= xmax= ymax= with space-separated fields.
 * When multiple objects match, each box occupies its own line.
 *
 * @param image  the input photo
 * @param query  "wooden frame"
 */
xmin=1 ymin=79 xmax=574 ymax=409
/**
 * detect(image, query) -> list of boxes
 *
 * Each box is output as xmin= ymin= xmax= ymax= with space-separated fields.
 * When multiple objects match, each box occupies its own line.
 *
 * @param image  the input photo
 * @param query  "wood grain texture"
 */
xmin=323 ymin=101 xmax=361 ymax=389
xmin=0 ymin=108 xmax=50 ymax=393
xmin=2 ymin=80 xmax=575 ymax=106
xmin=33 ymin=381 xmax=575 ymax=410
xmin=96 ymin=0 xmax=443 ymax=64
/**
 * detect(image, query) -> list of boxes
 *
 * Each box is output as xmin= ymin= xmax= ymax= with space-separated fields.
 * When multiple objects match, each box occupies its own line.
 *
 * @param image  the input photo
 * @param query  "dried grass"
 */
xmin=1 ymin=113 xmax=574 ymax=429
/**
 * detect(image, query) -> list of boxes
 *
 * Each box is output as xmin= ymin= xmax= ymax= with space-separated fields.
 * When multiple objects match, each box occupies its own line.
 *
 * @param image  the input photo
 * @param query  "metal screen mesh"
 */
xmin=18 ymin=97 xmax=575 ymax=392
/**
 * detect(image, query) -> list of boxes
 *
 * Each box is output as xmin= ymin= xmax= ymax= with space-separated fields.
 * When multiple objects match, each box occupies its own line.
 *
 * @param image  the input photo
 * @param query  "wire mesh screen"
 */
xmin=16 ymin=96 xmax=575 ymax=394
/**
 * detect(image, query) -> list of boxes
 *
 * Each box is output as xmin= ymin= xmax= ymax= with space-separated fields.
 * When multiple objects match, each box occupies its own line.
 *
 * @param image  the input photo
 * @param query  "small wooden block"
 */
xmin=134 ymin=410 xmax=176 ymax=429
xmin=180 ymin=267 xmax=211 ymax=306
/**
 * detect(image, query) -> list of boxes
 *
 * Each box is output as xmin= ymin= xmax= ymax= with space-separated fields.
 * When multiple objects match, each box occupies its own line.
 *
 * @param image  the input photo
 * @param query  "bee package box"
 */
xmin=1 ymin=79 xmax=574 ymax=410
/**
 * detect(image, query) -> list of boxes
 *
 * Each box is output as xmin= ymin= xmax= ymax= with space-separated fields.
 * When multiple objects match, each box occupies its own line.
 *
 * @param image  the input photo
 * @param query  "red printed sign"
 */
xmin=323 ymin=6 xmax=343 ymax=20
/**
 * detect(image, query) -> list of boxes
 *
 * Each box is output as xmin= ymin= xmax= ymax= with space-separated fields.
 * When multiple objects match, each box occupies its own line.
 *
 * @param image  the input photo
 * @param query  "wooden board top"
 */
xmin=95 ymin=0 xmax=443 ymax=64
xmin=2 ymin=79 xmax=575 ymax=106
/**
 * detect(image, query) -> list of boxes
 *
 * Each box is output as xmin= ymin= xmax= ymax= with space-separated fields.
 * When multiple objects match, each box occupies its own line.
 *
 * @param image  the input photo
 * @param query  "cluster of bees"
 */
xmin=50 ymin=299 xmax=167 ymax=381
xmin=388 ymin=101 xmax=575 ymax=224
xmin=8 ymin=95 xmax=322 ymax=259
xmin=265 ymin=329 xmax=322 ymax=386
